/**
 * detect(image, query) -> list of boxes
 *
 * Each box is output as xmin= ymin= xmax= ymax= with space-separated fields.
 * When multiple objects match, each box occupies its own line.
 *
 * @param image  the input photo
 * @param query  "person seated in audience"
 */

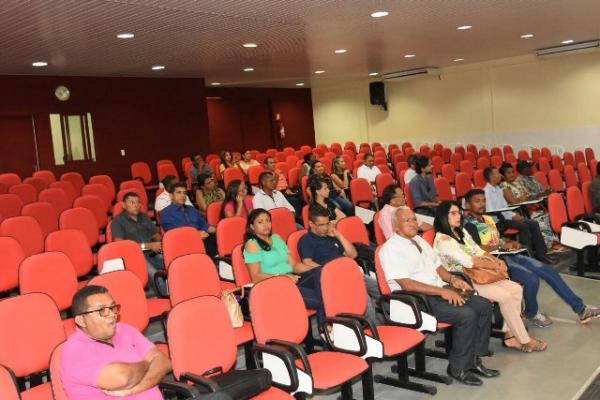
xmin=299 ymin=153 xmax=317 ymax=180
xmin=160 ymin=182 xmax=217 ymax=256
xmin=237 ymin=149 xmax=260 ymax=176
xmin=219 ymin=150 xmax=235 ymax=174
xmin=60 ymin=286 xmax=171 ymax=399
xmin=483 ymin=166 xmax=555 ymax=264
xmin=409 ymin=155 xmax=440 ymax=216
xmin=308 ymin=160 xmax=354 ymax=216
xmin=154 ymin=175 xmax=192 ymax=213
xmin=357 ymin=154 xmax=382 ymax=186
xmin=243 ymin=208 xmax=325 ymax=323
xmin=464 ymin=189 xmax=600 ymax=325
xmin=380 ymin=207 xmax=497 ymax=386
xmin=590 ymin=162 xmax=600 ymax=215
xmin=331 ymin=156 xmax=353 ymax=199
xmin=308 ymin=177 xmax=345 ymax=223
xmin=190 ymin=153 xmax=213 ymax=181
xmin=516 ymin=160 xmax=552 ymax=198
xmin=253 ymin=171 xmax=296 ymax=214
xmin=195 ymin=173 xmax=224 ymax=215
xmin=264 ymin=156 xmax=303 ymax=214
xmin=112 ymin=191 xmax=165 ymax=295
xmin=499 ymin=162 xmax=559 ymax=252
xmin=379 ymin=184 xmax=432 ymax=240
xmin=404 ymin=154 xmax=418 ymax=185
xmin=433 ymin=201 xmax=547 ymax=353
xmin=221 ymin=179 xmax=253 ymax=218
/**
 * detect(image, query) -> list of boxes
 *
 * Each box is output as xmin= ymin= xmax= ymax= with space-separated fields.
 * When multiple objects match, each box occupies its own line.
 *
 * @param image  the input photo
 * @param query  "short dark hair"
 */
xmin=414 ymin=155 xmax=430 ymax=174
xmin=407 ymin=155 xmax=417 ymax=166
xmin=483 ymin=167 xmax=496 ymax=182
xmin=264 ymin=157 xmax=275 ymax=166
xmin=464 ymin=188 xmax=485 ymax=203
xmin=161 ymin=175 xmax=177 ymax=190
xmin=382 ymin=183 xmax=401 ymax=206
xmin=498 ymin=162 xmax=513 ymax=176
xmin=434 ymin=201 xmax=465 ymax=244
xmin=258 ymin=171 xmax=273 ymax=186
xmin=122 ymin=191 xmax=139 ymax=202
xmin=197 ymin=173 xmax=212 ymax=187
xmin=308 ymin=203 xmax=330 ymax=222
xmin=169 ymin=181 xmax=187 ymax=193
xmin=72 ymin=285 xmax=108 ymax=316
xmin=304 ymin=153 xmax=315 ymax=163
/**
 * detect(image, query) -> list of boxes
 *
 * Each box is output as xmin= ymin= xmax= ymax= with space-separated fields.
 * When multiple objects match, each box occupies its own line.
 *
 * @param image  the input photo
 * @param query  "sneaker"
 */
xmin=527 ymin=313 xmax=553 ymax=327
xmin=578 ymin=306 xmax=600 ymax=324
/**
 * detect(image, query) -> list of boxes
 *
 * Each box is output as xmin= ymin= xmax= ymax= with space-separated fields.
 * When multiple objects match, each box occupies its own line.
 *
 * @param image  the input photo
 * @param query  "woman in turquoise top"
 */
xmin=244 ymin=208 xmax=325 ymax=322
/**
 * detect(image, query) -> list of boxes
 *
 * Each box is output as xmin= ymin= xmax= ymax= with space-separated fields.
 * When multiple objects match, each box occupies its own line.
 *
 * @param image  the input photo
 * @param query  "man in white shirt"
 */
xmin=357 ymin=154 xmax=382 ymax=184
xmin=404 ymin=155 xmax=418 ymax=185
xmin=154 ymin=175 xmax=192 ymax=212
xmin=482 ymin=167 xmax=554 ymax=264
xmin=380 ymin=207 xmax=497 ymax=386
xmin=252 ymin=171 xmax=296 ymax=214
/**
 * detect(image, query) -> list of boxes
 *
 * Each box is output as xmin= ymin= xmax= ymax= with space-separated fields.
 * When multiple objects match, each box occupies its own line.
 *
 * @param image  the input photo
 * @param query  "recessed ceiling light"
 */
xmin=370 ymin=11 xmax=389 ymax=18
xmin=457 ymin=25 xmax=472 ymax=30
xmin=296 ymin=83 xmax=305 ymax=86
xmin=520 ymin=33 xmax=534 ymax=39
xmin=369 ymin=72 xmax=379 ymax=76
xmin=32 ymin=61 xmax=48 ymax=67
xmin=334 ymin=49 xmax=347 ymax=54
xmin=211 ymin=82 xmax=221 ymax=86
xmin=453 ymin=58 xmax=465 ymax=62
xmin=561 ymin=39 xmax=574 ymax=44
xmin=243 ymin=43 xmax=257 ymax=48
xmin=404 ymin=54 xmax=416 ymax=58
xmin=314 ymin=70 xmax=325 ymax=74
xmin=116 ymin=32 xmax=135 ymax=39
xmin=243 ymin=67 xmax=254 ymax=72
xmin=151 ymin=65 xmax=165 ymax=70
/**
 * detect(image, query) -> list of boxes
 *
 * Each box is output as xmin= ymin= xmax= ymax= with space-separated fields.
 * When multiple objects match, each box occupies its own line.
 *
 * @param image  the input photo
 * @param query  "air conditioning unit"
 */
xmin=536 ymin=40 xmax=600 ymax=57
xmin=382 ymin=67 xmax=441 ymax=81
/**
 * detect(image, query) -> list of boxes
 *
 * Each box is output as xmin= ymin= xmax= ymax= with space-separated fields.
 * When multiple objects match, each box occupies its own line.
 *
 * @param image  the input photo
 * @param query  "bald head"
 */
xmin=392 ymin=207 xmax=419 ymax=239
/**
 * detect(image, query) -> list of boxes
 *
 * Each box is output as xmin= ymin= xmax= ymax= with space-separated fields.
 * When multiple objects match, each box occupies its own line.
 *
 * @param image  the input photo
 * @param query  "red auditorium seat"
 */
xmin=38 ymin=187 xmax=71 ymax=215
xmin=60 ymin=172 xmax=85 ymax=195
xmin=0 ymin=216 xmax=44 ymax=257
xmin=89 ymin=174 xmax=116 ymax=201
xmin=82 ymin=183 xmax=112 ymax=212
xmin=73 ymin=195 xmax=108 ymax=230
xmin=270 ymin=207 xmax=297 ymax=241
xmin=22 ymin=176 xmax=47 ymax=194
xmin=8 ymin=183 xmax=37 ymax=205
xmin=21 ymin=201 xmax=59 ymax=238
xmin=131 ymin=161 xmax=159 ymax=190
xmin=46 ymin=229 xmax=94 ymax=279
xmin=0 ymin=237 xmax=25 ymax=293
xmin=0 ymin=194 xmax=23 ymax=223
xmin=0 ymin=173 xmax=21 ymax=189
xmin=50 ymin=181 xmax=78 ymax=206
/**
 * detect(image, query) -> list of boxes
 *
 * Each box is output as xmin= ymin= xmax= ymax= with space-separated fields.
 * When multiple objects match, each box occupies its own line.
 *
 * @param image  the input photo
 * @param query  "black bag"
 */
xmin=353 ymin=242 xmax=375 ymax=275
xmin=198 ymin=369 xmax=272 ymax=400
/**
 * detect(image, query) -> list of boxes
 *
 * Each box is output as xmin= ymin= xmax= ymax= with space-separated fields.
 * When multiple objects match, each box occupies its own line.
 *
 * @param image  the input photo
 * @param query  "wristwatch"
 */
xmin=141 ymin=243 xmax=146 ymax=251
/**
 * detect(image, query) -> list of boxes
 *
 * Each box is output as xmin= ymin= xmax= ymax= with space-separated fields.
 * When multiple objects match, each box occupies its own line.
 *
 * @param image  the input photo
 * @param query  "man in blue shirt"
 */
xmin=409 ymin=155 xmax=440 ymax=216
xmin=160 ymin=182 xmax=217 ymax=256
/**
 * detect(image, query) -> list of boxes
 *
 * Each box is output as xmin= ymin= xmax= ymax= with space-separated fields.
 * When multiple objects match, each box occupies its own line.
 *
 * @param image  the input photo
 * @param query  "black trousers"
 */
xmin=426 ymin=295 xmax=493 ymax=373
xmin=498 ymin=218 xmax=548 ymax=259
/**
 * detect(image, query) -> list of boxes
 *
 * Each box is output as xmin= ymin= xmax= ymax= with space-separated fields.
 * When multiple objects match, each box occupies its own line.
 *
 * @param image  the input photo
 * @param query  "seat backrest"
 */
xmin=89 ymin=175 xmax=116 ymax=201
xmin=421 ymin=229 xmax=436 ymax=246
xmin=582 ymin=181 xmax=593 ymax=214
xmin=490 ymin=155 xmax=503 ymax=168
xmin=473 ymin=169 xmax=486 ymax=189
xmin=162 ymin=227 xmax=206 ymax=268
xmin=50 ymin=181 xmax=77 ymax=206
xmin=250 ymin=276 xmax=308 ymax=345
xmin=533 ymin=171 xmax=549 ymax=189
xmin=21 ymin=201 xmax=59 ymax=238
xmin=33 ymin=170 xmax=56 ymax=185
xmin=19 ymin=252 xmax=78 ymax=312
xmin=454 ymin=172 xmax=473 ymax=199
xmin=548 ymin=169 xmax=565 ymax=192
xmin=206 ymin=200 xmax=223 ymax=227
xmin=403 ymin=183 xmax=415 ymax=209
xmin=168 ymin=254 xmax=221 ymax=306
xmin=0 ymin=216 xmax=43 ymax=257
xmin=231 ymin=244 xmax=252 ymax=286
xmin=270 ymin=207 xmax=297 ymax=241
xmin=577 ymin=162 xmax=592 ymax=184
xmin=223 ymin=167 xmax=244 ymax=188
xmin=566 ymin=186 xmax=585 ymax=222
xmin=538 ymin=157 xmax=551 ymax=175
xmin=286 ymin=229 xmax=306 ymax=263
xmin=336 ymin=216 xmax=370 ymax=246
xmin=117 ymin=184 xmax=148 ymax=209
xmin=350 ymin=177 xmax=374 ymax=207
xmin=464 ymin=152 xmax=477 ymax=165
xmin=0 ymin=194 xmax=23 ymax=223
xmin=373 ymin=211 xmax=386 ymax=246
xmin=216 ymin=216 xmax=246 ymax=257
xmin=476 ymin=157 xmax=490 ymax=170
xmin=88 ymin=271 xmax=149 ymax=332
xmin=38 ymin=188 xmax=70 ymax=216
xmin=0 ymin=174 xmax=21 ymax=189
xmin=531 ymin=148 xmax=541 ymax=163
xmin=450 ymin=153 xmax=462 ymax=170
xmin=585 ymin=147 xmax=596 ymax=165
xmin=82 ymin=183 xmax=112 ymax=212
xmin=518 ymin=150 xmax=529 ymax=161
xmin=441 ymin=163 xmax=455 ymax=184
xmin=49 ymin=342 xmax=68 ymax=400
xmin=0 ymin=363 xmax=21 ymax=400
xmin=434 ymin=177 xmax=453 ymax=201
xmin=8 ymin=184 xmax=36 ymax=205
xmin=168 ymin=296 xmax=237 ymax=380
xmin=97 ymin=240 xmax=149 ymax=287
xmin=73 ymin=195 xmax=108 ymax=229
xmin=551 ymin=155 xmax=564 ymax=172
xmin=59 ymin=207 xmax=99 ymax=247
xmin=563 ymin=165 xmax=578 ymax=188
xmin=375 ymin=173 xmax=395 ymax=198
xmin=563 ymin=151 xmax=575 ymax=167
xmin=131 ymin=162 xmax=153 ymax=184
xmin=321 ymin=258 xmax=367 ymax=318
xmin=0 ymin=293 xmax=66 ymax=378
xmin=459 ymin=159 xmax=474 ymax=178
xmin=22 ymin=177 xmax=48 ymax=194
xmin=45 ymin=229 xmax=94 ymax=278
xmin=547 ymin=193 xmax=568 ymax=234
xmin=247 ymin=165 xmax=266 ymax=186
xmin=157 ymin=163 xmax=179 ymax=182
xmin=0 ymin=237 xmax=25 ymax=293
xmin=374 ymin=246 xmax=392 ymax=296
xmin=60 ymin=172 xmax=85 ymax=195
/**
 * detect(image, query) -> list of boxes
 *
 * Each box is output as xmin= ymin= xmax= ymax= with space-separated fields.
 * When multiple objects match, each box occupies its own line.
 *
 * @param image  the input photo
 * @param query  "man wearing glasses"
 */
xmin=60 ymin=286 xmax=171 ymax=399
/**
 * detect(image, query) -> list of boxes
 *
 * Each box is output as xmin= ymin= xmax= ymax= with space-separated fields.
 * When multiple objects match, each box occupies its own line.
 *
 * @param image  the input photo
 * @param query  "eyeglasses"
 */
xmin=78 ymin=304 xmax=121 ymax=317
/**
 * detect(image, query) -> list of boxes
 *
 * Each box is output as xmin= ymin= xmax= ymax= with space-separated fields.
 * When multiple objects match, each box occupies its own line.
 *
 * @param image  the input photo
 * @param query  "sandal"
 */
xmin=502 ymin=336 xmax=522 ymax=350
xmin=521 ymin=338 xmax=547 ymax=353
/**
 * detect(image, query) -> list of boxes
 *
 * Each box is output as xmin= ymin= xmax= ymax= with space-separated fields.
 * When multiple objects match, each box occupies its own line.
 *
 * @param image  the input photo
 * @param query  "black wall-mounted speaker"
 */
xmin=369 ymin=81 xmax=387 ymax=110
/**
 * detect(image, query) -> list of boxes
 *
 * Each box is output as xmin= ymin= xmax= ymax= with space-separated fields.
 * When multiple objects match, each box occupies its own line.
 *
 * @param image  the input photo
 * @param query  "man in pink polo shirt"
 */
xmin=60 ymin=285 xmax=171 ymax=399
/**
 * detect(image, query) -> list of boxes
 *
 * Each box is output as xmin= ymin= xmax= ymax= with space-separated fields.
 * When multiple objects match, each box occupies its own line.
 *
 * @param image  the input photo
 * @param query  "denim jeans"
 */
xmin=505 ymin=254 xmax=585 ymax=317
xmin=329 ymin=192 xmax=355 ymax=216
xmin=298 ymin=266 xmax=326 ymax=324
xmin=144 ymin=253 xmax=167 ymax=296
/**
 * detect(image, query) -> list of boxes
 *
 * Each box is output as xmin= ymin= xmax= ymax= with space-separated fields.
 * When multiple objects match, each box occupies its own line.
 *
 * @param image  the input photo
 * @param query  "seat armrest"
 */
xmin=337 ymin=313 xmax=379 ymax=340
xmin=159 ymin=380 xmax=201 ymax=398
xmin=380 ymin=292 xmax=423 ymax=329
xmin=252 ymin=344 xmax=299 ymax=392
xmin=179 ymin=372 xmax=220 ymax=392
xmin=321 ymin=316 xmax=367 ymax=356
xmin=265 ymin=339 xmax=311 ymax=375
